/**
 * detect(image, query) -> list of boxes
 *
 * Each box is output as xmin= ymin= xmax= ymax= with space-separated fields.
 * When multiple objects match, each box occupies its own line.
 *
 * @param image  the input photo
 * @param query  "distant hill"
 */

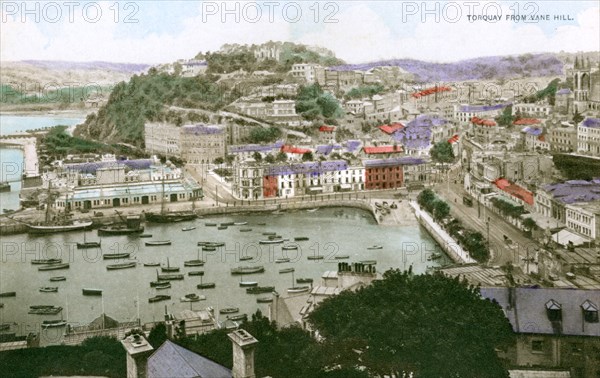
xmin=19 ymin=60 xmax=150 ymax=73
xmin=329 ymin=53 xmax=565 ymax=83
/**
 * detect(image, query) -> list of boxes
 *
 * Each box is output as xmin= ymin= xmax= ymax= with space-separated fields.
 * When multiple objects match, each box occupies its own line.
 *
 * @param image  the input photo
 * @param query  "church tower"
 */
xmin=573 ymin=54 xmax=591 ymax=112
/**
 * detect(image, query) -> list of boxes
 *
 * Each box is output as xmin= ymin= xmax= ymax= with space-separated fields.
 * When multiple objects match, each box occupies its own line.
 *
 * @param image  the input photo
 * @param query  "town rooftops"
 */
xmin=181 ymin=124 xmax=224 ymax=135
xmin=264 ymin=160 xmax=348 ymax=176
xmin=364 ymin=157 xmax=427 ymax=168
xmin=319 ymin=125 xmax=336 ymax=132
xmin=515 ymin=118 xmax=542 ymax=126
xmin=471 ymin=117 xmax=497 ymax=126
xmin=521 ymin=126 xmax=544 ymax=136
xmin=494 ymin=178 xmax=534 ymax=205
xmin=480 ymin=287 xmax=600 ymax=337
xmin=281 ymin=145 xmax=311 ymax=154
xmin=363 ymin=145 xmax=403 ymax=154
xmin=229 ymin=141 xmax=284 ymax=153
xmin=315 ymin=144 xmax=341 ymax=155
xmin=345 ymin=140 xmax=362 ymax=152
xmin=378 ymin=122 xmax=405 ymax=135
xmin=542 ymin=179 xmax=600 ymax=204
xmin=64 ymin=159 xmax=153 ymax=174
xmin=447 ymin=134 xmax=460 ymax=144
xmin=411 ymin=85 xmax=451 ymax=99
xmin=555 ymin=88 xmax=572 ymax=95
xmin=147 ymin=340 xmax=231 ymax=378
xmin=460 ymin=103 xmax=512 ymax=113
xmin=581 ymin=118 xmax=600 ymax=128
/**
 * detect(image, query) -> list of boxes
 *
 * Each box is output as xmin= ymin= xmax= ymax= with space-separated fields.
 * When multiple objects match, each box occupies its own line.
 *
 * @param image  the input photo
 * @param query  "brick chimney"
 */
xmin=228 ymin=329 xmax=259 ymax=378
xmin=121 ymin=334 xmax=154 ymax=378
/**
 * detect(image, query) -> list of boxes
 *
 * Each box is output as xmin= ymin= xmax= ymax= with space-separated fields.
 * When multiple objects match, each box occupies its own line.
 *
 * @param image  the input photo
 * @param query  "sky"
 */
xmin=1 ymin=1 xmax=599 ymax=64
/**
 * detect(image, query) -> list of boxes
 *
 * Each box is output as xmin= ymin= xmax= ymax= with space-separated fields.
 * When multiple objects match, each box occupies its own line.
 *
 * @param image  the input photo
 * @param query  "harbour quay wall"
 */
xmin=410 ymin=201 xmax=475 ymax=264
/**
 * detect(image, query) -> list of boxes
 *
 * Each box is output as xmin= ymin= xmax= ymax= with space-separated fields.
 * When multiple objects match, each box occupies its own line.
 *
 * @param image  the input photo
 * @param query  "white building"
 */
xmin=565 ymin=201 xmax=600 ymax=241
xmin=290 ymin=63 xmax=322 ymax=83
xmin=577 ymin=118 xmax=600 ymax=157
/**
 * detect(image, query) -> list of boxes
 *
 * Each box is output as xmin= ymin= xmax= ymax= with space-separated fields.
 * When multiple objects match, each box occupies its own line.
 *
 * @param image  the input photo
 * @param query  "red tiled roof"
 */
xmin=379 ymin=122 xmax=405 ymax=135
xmin=411 ymin=86 xmax=452 ymax=99
xmin=319 ymin=125 xmax=336 ymax=132
xmin=471 ymin=116 xmax=496 ymax=126
xmin=494 ymin=178 xmax=534 ymax=205
xmin=363 ymin=145 xmax=403 ymax=154
xmin=281 ymin=145 xmax=311 ymax=154
xmin=538 ymin=135 xmax=546 ymax=142
xmin=513 ymin=118 xmax=541 ymax=125
xmin=447 ymin=134 xmax=460 ymax=144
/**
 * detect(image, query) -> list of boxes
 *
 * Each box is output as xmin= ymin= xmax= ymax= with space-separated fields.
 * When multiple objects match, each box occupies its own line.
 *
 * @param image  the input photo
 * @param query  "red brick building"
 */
xmin=364 ymin=162 xmax=404 ymax=190
xmin=263 ymin=175 xmax=278 ymax=198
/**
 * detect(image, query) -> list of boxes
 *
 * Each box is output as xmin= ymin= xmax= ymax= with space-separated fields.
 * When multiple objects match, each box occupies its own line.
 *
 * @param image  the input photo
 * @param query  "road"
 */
xmin=433 ymin=166 xmax=540 ymax=269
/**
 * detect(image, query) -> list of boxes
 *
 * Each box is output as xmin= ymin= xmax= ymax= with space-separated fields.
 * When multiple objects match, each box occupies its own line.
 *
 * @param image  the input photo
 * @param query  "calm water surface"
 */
xmin=0 ymin=208 xmax=448 ymax=343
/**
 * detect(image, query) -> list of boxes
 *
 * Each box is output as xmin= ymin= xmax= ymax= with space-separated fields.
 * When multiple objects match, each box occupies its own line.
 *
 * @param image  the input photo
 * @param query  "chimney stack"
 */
xmin=121 ymin=334 xmax=154 ymax=378
xmin=228 ymin=329 xmax=259 ymax=378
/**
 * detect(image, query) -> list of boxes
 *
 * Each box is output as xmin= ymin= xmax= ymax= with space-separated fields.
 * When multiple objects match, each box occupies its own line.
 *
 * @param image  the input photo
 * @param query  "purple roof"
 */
xmin=316 ymin=145 xmax=334 ymax=155
xmin=64 ymin=159 xmax=153 ymax=174
xmin=229 ymin=141 xmax=284 ymax=153
xmin=265 ymin=160 xmax=348 ymax=176
xmin=542 ymin=180 xmax=600 ymax=204
xmin=522 ymin=127 xmax=543 ymax=136
xmin=391 ymin=115 xmax=444 ymax=149
xmin=582 ymin=118 xmax=600 ymax=128
xmin=346 ymin=140 xmax=361 ymax=152
xmin=364 ymin=157 xmax=427 ymax=168
xmin=181 ymin=124 xmax=224 ymax=135
xmin=460 ymin=103 xmax=511 ymax=113
xmin=556 ymin=88 xmax=572 ymax=95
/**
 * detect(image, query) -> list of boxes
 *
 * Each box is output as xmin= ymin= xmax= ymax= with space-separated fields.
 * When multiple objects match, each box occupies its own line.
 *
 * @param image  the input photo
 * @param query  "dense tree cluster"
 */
xmin=248 ymin=127 xmax=282 ymax=143
xmin=429 ymin=141 xmax=455 ymax=166
xmin=523 ymin=78 xmax=560 ymax=106
xmin=344 ymin=84 xmax=385 ymax=100
xmin=296 ymin=84 xmax=343 ymax=120
xmin=490 ymin=197 xmax=525 ymax=218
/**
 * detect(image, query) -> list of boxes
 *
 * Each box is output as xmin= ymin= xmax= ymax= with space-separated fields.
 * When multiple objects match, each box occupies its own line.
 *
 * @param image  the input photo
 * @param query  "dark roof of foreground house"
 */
xmin=148 ymin=340 xmax=231 ymax=378
xmin=480 ymin=287 xmax=600 ymax=337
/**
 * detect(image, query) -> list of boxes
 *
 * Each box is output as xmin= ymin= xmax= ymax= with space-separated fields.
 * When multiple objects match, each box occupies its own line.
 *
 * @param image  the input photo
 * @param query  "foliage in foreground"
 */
xmin=0 ymin=336 xmax=125 ymax=378
xmin=308 ymin=270 xmax=514 ymax=378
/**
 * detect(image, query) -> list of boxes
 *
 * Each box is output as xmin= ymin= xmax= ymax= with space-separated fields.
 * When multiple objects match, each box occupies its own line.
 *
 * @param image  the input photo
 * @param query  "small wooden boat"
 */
xmin=182 ymin=226 xmax=196 ymax=231
xmin=82 ymin=288 xmax=102 ymax=296
xmin=139 ymin=234 xmax=153 ymax=238
xmin=0 ymin=292 xmax=16 ymax=298
xmin=106 ymin=262 xmax=136 ymax=270
xmin=234 ymin=221 xmax=248 ymax=226
xmin=296 ymin=278 xmax=314 ymax=284
xmin=205 ymin=223 xmax=217 ymax=227
xmin=161 ymin=258 xmax=179 ymax=272
xmin=256 ymin=297 xmax=273 ymax=303
xmin=228 ymin=314 xmax=247 ymax=321
xmin=306 ymin=208 xmax=318 ymax=212
xmin=158 ymin=273 xmax=184 ymax=281
xmin=202 ymin=246 xmax=216 ymax=252
xmin=150 ymin=281 xmax=171 ymax=289
xmin=220 ymin=307 xmax=239 ymax=314
xmin=275 ymin=258 xmax=291 ymax=264
xmin=231 ymin=266 xmax=265 ymax=275
xmin=307 ymin=255 xmax=324 ymax=260
xmin=148 ymin=295 xmax=171 ymax=303
xmin=287 ymin=286 xmax=310 ymax=293
xmin=188 ymin=271 xmax=204 ymax=276
xmin=197 ymin=282 xmax=216 ymax=289
xmin=217 ymin=226 xmax=228 ymax=230
xmin=40 ymin=287 xmax=58 ymax=293
xmin=42 ymin=320 xmax=67 ymax=328
xmin=282 ymin=245 xmax=298 ymax=250
xmin=259 ymin=239 xmax=284 ymax=245
xmin=240 ymin=228 xmax=252 ymax=232
xmin=181 ymin=293 xmax=205 ymax=302
xmin=145 ymin=240 xmax=171 ymax=246
xmin=49 ymin=276 xmax=66 ymax=282
xmin=294 ymin=237 xmax=309 ymax=241
xmin=279 ymin=268 xmax=295 ymax=274
xmin=0 ymin=303 xmax=3 ymax=309
xmin=221 ymin=222 xmax=234 ymax=227
xmin=77 ymin=241 xmax=101 ymax=249
xmin=246 ymin=286 xmax=274 ymax=294
xmin=144 ymin=262 xmax=160 ymax=267
xmin=268 ymin=235 xmax=283 ymax=240
xmin=38 ymin=263 xmax=70 ymax=271
xmin=154 ymin=282 xmax=171 ymax=290
xmin=239 ymin=281 xmax=258 ymax=287
xmin=184 ymin=260 xmax=205 ymax=267
xmin=103 ymin=253 xmax=130 ymax=260
xmin=262 ymin=232 xmax=276 ymax=236
xmin=28 ymin=306 xmax=62 ymax=315
xmin=367 ymin=245 xmax=383 ymax=250
xmin=334 ymin=255 xmax=350 ymax=259
xmin=239 ymin=256 xmax=253 ymax=261
xmin=31 ymin=258 xmax=62 ymax=265
xmin=257 ymin=222 xmax=266 ymax=226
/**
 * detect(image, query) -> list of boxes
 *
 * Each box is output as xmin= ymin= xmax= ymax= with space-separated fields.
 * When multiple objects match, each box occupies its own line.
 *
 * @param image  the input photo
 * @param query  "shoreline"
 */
xmin=0 ymin=109 xmax=92 ymax=119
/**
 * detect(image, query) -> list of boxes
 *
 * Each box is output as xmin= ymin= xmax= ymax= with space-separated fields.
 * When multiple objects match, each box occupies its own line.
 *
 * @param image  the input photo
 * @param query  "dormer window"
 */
xmin=581 ymin=300 xmax=599 ymax=323
xmin=545 ymin=299 xmax=562 ymax=321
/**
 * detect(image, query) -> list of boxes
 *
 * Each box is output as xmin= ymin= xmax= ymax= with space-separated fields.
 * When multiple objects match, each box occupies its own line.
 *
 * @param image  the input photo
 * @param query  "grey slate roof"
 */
xmin=480 ymin=287 xmax=600 ymax=337
xmin=148 ymin=340 xmax=231 ymax=378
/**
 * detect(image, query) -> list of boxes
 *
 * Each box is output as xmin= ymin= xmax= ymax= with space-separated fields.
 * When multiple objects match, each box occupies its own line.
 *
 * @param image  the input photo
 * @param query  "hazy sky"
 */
xmin=1 ymin=1 xmax=598 ymax=63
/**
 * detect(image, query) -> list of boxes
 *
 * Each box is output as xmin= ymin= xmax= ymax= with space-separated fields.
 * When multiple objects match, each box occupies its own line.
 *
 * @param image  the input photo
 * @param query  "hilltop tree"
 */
xmin=495 ymin=105 xmax=515 ymax=127
xmin=429 ymin=141 xmax=455 ymax=167
xmin=308 ymin=270 xmax=514 ymax=377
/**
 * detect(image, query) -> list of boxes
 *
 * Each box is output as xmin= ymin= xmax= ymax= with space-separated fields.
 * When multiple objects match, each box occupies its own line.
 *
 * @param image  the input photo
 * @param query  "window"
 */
xmin=582 ymin=300 xmax=599 ymax=323
xmin=546 ymin=299 xmax=562 ymax=321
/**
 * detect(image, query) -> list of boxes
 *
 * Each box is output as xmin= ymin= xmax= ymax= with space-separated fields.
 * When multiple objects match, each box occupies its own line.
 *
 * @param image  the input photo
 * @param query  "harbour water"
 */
xmin=0 ymin=207 xmax=448 ymax=344
xmin=0 ymin=115 xmax=84 ymax=210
